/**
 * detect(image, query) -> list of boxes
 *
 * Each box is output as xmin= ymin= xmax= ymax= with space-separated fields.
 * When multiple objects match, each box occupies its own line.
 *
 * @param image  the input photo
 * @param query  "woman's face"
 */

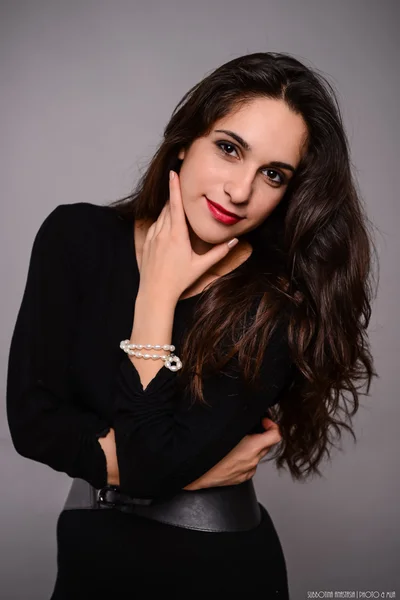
xmin=177 ymin=96 xmax=308 ymax=254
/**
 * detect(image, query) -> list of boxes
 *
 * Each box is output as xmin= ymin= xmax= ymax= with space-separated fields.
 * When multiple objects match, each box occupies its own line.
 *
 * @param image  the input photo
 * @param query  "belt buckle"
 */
xmin=97 ymin=484 xmax=121 ymax=508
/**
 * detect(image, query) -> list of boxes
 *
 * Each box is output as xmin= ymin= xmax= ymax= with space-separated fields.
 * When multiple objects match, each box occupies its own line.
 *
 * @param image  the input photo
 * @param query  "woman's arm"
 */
xmin=100 ymin=417 xmax=282 ymax=490
xmin=111 ymin=290 xmax=292 ymax=500
xmin=6 ymin=206 xmax=110 ymax=489
xmin=111 ymin=291 xmax=283 ymax=491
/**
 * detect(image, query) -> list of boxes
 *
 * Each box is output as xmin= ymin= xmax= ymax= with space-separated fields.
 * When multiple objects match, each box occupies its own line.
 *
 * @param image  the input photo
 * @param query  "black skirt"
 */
xmin=49 ymin=501 xmax=290 ymax=599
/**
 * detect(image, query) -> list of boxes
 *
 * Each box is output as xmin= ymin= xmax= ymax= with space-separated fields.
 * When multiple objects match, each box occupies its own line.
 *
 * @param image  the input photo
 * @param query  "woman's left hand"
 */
xmin=183 ymin=417 xmax=282 ymax=490
xmin=137 ymin=170 xmax=238 ymax=303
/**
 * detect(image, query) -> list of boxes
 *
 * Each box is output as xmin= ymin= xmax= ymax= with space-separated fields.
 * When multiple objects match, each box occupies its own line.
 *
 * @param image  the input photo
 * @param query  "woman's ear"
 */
xmin=178 ymin=148 xmax=185 ymax=160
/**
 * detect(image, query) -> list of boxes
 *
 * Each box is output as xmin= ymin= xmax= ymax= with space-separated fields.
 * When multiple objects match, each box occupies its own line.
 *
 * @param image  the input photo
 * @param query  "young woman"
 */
xmin=6 ymin=52 xmax=378 ymax=598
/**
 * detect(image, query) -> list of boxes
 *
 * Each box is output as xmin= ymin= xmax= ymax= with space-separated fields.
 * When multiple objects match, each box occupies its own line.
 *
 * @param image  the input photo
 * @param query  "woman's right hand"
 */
xmin=183 ymin=417 xmax=282 ymax=490
xmin=98 ymin=428 xmax=120 ymax=486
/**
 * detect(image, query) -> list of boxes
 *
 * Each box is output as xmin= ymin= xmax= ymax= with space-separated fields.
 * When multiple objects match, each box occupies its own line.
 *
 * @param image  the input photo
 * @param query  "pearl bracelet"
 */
xmin=119 ymin=340 xmax=182 ymax=372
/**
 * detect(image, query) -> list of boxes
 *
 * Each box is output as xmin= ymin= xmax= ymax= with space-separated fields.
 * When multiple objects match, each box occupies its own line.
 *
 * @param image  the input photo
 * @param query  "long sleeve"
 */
xmin=6 ymin=206 xmax=110 ymax=489
xmin=112 ymin=318 xmax=294 ymax=501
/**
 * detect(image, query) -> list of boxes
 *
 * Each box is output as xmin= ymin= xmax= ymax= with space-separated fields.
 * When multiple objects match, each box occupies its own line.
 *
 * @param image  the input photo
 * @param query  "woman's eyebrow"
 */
xmin=214 ymin=129 xmax=296 ymax=173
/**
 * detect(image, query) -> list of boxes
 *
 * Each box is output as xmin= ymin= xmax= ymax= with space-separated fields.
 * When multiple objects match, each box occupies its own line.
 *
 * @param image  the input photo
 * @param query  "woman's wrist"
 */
xmin=135 ymin=287 xmax=178 ymax=311
xmin=129 ymin=291 xmax=177 ymax=390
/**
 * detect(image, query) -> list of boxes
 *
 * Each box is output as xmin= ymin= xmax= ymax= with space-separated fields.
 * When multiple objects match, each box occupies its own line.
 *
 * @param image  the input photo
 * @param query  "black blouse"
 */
xmin=6 ymin=203 xmax=294 ymax=503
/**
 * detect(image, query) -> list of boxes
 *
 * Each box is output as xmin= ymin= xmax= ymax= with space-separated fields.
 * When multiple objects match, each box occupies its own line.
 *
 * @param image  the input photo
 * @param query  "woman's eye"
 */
xmin=264 ymin=169 xmax=284 ymax=185
xmin=217 ymin=141 xmax=238 ymax=157
xmin=216 ymin=141 xmax=285 ymax=186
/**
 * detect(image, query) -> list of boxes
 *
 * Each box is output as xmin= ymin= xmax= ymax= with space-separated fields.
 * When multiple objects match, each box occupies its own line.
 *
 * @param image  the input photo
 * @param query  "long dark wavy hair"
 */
xmin=106 ymin=52 xmax=379 ymax=481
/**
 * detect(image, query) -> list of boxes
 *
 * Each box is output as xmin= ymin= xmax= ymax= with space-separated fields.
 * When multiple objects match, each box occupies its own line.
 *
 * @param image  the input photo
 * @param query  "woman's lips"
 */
xmin=205 ymin=198 xmax=243 ymax=225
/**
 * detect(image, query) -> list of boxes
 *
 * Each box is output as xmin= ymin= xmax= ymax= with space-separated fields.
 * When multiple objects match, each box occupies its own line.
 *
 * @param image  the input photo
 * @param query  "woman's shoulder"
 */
xmin=36 ymin=202 xmax=130 ymax=275
xmin=39 ymin=201 xmax=130 ymax=247
xmin=43 ymin=201 xmax=124 ymax=232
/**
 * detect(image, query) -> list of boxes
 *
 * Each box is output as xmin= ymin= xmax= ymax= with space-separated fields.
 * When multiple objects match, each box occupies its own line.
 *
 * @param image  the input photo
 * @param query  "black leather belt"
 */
xmin=63 ymin=478 xmax=262 ymax=532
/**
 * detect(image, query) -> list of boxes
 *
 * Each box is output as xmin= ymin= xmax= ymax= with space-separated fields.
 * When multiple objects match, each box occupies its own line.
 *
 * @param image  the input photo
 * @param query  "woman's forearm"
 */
xmin=128 ymin=292 xmax=177 ymax=390
xmin=98 ymin=292 xmax=177 ymax=485
xmin=98 ymin=427 xmax=213 ymax=491
xmin=98 ymin=427 xmax=202 ymax=489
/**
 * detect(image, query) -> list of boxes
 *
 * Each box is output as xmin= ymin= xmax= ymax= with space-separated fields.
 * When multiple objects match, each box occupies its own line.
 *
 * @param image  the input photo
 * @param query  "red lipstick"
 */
xmin=205 ymin=198 xmax=244 ymax=225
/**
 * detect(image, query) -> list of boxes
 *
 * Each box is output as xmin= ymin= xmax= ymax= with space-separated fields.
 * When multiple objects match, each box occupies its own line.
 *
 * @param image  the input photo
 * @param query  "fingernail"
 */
xmin=169 ymin=170 xmax=175 ymax=181
xmin=227 ymin=238 xmax=239 ymax=249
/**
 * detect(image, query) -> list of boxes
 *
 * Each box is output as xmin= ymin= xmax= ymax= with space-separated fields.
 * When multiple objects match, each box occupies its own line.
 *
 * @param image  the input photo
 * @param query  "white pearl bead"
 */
xmin=120 ymin=340 xmax=182 ymax=371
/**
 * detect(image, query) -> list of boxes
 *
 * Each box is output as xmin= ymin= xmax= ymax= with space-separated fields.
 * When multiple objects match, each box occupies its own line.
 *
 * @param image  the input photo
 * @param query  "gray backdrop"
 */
xmin=1 ymin=0 xmax=398 ymax=598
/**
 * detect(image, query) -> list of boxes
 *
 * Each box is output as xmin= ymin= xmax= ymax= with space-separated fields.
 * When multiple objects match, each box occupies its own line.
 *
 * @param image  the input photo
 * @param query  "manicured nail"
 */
xmin=227 ymin=238 xmax=239 ymax=248
xmin=169 ymin=170 xmax=175 ymax=181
